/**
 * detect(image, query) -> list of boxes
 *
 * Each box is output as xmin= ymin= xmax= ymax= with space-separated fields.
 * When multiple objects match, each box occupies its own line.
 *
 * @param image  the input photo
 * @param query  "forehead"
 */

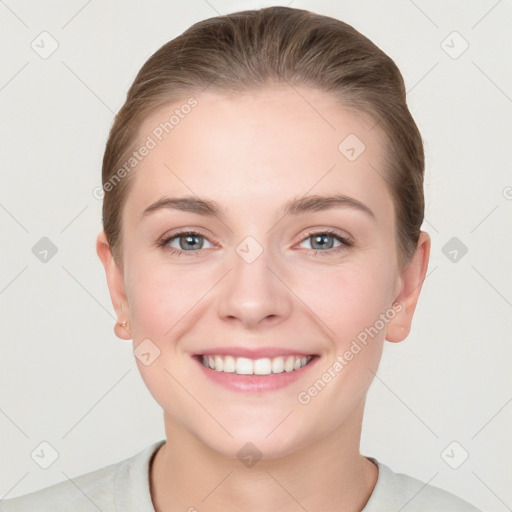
xmin=125 ymin=86 xmax=394 ymax=225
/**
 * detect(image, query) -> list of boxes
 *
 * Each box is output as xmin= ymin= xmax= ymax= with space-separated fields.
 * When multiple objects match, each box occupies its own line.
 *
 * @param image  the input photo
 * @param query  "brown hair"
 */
xmin=101 ymin=6 xmax=424 ymax=269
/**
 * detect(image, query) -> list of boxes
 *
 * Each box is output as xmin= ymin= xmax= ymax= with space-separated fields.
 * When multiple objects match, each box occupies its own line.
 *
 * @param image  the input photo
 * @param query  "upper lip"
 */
xmin=195 ymin=347 xmax=317 ymax=359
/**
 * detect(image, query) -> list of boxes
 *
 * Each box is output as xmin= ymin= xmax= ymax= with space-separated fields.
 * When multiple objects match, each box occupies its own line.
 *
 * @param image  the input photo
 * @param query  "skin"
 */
xmin=97 ymin=85 xmax=430 ymax=512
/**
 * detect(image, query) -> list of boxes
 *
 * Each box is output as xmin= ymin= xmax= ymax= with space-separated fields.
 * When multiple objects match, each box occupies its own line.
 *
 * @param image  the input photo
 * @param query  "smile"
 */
xmin=200 ymin=354 xmax=313 ymax=375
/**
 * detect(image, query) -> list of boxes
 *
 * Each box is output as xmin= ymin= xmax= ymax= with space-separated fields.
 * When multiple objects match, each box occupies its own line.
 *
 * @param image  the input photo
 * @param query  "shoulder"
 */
xmin=0 ymin=440 xmax=165 ymax=512
xmin=364 ymin=457 xmax=482 ymax=512
xmin=0 ymin=462 xmax=118 ymax=512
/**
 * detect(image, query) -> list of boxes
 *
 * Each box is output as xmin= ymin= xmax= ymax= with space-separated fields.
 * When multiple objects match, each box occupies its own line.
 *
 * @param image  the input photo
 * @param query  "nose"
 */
xmin=216 ymin=244 xmax=293 ymax=329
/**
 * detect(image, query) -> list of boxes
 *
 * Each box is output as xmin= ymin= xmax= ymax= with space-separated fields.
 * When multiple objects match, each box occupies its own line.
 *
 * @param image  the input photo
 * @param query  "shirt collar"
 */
xmin=114 ymin=439 xmax=165 ymax=511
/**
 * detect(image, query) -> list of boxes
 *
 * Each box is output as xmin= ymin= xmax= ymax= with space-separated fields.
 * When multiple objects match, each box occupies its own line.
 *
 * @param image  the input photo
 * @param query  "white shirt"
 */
xmin=0 ymin=440 xmax=481 ymax=511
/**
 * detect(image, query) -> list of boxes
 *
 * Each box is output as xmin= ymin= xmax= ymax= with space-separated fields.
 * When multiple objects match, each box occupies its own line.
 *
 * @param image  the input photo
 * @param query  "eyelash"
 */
xmin=156 ymin=229 xmax=354 ymax=257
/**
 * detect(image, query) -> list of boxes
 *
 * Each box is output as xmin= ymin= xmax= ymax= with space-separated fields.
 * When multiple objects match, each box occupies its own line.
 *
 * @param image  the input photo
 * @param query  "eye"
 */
xmin=298 ymin=230 xmax=353 ymax=256
xmin=157 ymin=229 xmax=353 ymax=257
xmin=157 ymin=231 xmax=214 ymax=256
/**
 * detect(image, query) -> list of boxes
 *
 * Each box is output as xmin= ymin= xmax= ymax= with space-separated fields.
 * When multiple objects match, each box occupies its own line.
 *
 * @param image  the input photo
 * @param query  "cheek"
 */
xmin=296 ymin=262 xmax=393 ymax=420
xmin=314 ymin=259 xmax=396 ymax=344
xmin=123 ymin=260 xmax=203 ymax=409
xmin=125 ymin=258 xmax=209 ymax=338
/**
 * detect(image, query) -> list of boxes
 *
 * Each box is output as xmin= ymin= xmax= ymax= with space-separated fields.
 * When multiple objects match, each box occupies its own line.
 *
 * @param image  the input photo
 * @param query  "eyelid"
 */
xmin=293 ymin=228 xmax=354 ymax=256
xmin=156 ymin=228 xmax=218 ymax=251
xmin=296 ymin=227 xmax=353 ymax=245
xmin=159 ymin=227 xmax=216 ymax=243
xmin=302 ymin=226 xmax=353 ymax=241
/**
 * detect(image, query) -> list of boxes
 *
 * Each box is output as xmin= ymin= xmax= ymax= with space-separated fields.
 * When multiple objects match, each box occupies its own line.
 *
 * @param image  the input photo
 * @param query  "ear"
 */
xmin=96 ymin=231 xmax=131 ymax=340
xmin=386 ymin=231 xmax=431 ymax=343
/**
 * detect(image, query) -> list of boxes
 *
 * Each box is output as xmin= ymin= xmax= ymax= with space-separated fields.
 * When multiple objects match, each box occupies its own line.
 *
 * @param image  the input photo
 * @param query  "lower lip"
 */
xmin=193 ymin=355 xmax=319 ymax=392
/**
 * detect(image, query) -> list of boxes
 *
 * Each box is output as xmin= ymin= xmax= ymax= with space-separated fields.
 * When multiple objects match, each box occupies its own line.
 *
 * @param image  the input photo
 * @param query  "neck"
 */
xmin=150 ymin=402 xmax=378 ymax=512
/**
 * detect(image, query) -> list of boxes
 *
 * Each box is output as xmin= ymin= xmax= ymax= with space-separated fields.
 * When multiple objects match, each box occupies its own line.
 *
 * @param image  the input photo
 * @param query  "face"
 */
xmin=98 ymin=86 xmax=429 ymax=460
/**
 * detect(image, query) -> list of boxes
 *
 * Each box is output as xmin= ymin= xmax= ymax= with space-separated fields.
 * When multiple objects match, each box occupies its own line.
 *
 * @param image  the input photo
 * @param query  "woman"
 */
xmin=1 ymin=6 xmax=481 ymax=511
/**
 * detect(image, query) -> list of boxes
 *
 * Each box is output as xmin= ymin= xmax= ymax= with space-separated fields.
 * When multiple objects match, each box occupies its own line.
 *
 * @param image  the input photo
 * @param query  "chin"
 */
xmin=195 ymin=418 xmax=314 ymax=463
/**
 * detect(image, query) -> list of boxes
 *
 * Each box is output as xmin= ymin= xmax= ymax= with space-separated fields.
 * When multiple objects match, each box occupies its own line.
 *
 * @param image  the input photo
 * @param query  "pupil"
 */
xmin=183 ymin=235 xmax=201 ymax=250
xmin=313 ymin=234 xmax=333 ymax=250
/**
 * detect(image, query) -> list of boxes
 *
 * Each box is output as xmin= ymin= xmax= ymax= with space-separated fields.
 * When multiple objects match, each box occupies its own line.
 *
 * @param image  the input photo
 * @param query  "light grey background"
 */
xmin=0 ymin=1 xmax=511 ymax=510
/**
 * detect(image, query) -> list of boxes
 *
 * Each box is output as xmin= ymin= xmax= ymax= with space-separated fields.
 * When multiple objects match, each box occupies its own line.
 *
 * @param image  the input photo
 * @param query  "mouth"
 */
xmin=192 ymin=349 xmax=319 ymax=392
xmin=197 ymin=353 xmax=315 ymax=375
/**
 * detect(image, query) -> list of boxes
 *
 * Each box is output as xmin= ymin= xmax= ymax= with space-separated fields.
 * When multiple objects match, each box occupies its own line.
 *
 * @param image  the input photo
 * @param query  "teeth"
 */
xmin=223 ymin=355 xmax=236 ymax=373
xmin=214 ymin=355 xmax=224 ymax=372
xmin=253 ymin=358 xmax=272 ymax=375
xmin=271 ymin=357 xmax=284 ymax=374
xmin=201 ymin=354 xmax=312 ymax=375
xmin=236 ymin=357 xmax=253 ymax=375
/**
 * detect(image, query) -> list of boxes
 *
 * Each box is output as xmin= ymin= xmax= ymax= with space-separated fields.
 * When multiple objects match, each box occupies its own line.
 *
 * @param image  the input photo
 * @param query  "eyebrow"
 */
xmin=140 ymin=194 xmax=375 ymax=221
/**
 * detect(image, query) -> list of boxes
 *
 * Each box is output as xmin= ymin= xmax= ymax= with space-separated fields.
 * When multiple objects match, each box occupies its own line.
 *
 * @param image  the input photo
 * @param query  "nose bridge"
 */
xmin=216 ymin=234 xmax=291 ymax=327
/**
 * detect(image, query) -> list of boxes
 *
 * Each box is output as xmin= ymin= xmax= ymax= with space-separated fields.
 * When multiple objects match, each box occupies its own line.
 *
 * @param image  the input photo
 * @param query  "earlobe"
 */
xmin=385 ymin=231 xmax=431 ymax=343
xmin=96 ymin=231 xmax=131 ymax=340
